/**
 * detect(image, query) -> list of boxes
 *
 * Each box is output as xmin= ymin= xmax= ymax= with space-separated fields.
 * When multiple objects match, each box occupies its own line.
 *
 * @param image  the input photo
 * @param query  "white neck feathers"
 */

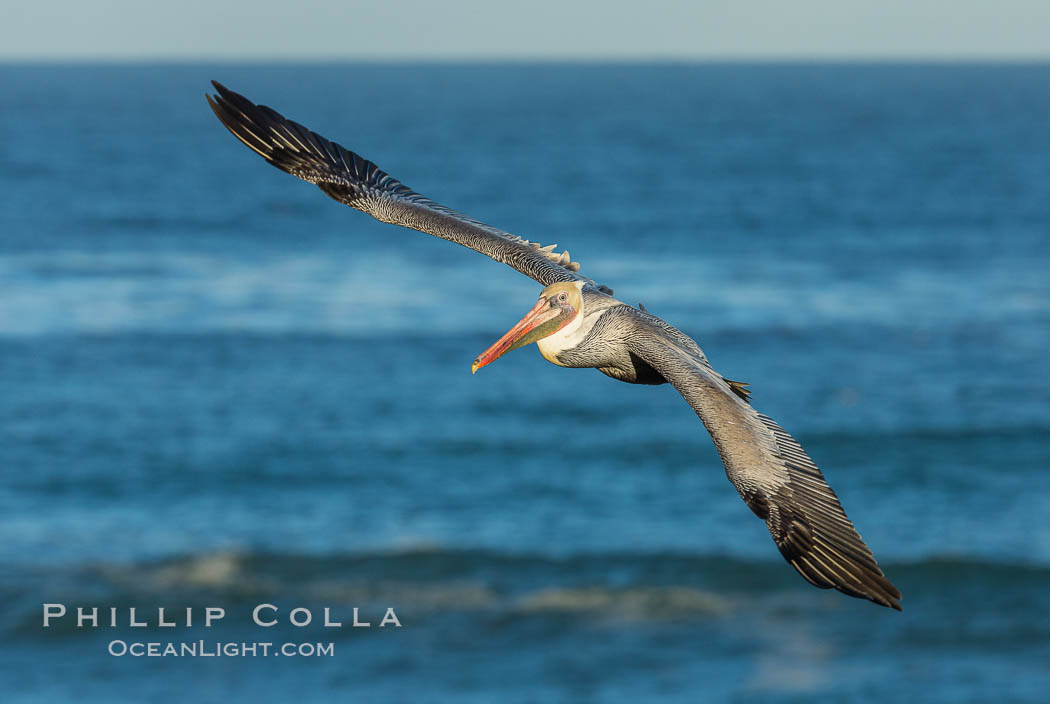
xmin=537 ymin=304 xmax=597 ymax=365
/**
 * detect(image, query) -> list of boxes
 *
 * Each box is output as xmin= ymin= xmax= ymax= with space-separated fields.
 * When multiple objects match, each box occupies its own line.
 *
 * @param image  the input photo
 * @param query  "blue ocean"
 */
xmin=1 ymin=64 xmax=1048 ymax=702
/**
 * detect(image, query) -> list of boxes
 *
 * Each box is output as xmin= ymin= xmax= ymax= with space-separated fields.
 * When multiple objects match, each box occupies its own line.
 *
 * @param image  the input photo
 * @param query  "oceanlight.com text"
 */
xmin=107 ymin=640 xmax=335 ymax=657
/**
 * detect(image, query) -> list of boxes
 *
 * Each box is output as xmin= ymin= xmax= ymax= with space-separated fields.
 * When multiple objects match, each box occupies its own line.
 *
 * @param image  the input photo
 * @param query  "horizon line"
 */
xmin=2 ymin=54 xmax=1050 ymax=66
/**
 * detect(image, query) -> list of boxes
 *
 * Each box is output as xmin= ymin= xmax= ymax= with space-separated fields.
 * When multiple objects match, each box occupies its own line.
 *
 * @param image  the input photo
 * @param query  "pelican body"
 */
xmin=207 ymin=82 xmax=902 ymax=610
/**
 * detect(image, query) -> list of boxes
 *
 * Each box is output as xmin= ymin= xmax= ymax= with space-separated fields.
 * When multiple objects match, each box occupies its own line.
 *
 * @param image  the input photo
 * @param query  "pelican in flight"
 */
xmin=207 ymin=81 xmax=901 ymax=610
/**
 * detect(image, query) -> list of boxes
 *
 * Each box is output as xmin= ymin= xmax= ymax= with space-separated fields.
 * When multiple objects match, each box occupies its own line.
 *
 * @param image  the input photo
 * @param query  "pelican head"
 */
xmin=472 ymin=281 xmax=585 ymax=373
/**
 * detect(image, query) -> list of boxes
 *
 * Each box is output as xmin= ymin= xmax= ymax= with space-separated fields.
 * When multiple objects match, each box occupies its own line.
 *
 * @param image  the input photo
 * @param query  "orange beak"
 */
xmin=472 ymin=298 xmax=561 ymax=374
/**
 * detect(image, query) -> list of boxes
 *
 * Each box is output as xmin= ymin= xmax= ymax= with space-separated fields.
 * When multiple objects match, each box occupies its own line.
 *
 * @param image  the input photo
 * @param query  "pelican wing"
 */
xmin=619 ymin=310 xmax=901 ymax=609
xmin=207 ymin=82 xmax=594 ymax=289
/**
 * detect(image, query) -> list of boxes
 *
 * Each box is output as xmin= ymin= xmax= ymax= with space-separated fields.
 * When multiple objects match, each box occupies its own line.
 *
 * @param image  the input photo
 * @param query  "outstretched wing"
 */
xmin=207 ymin=81 xmax=599 ymax=289
xmin=618 ymin=309 xmax=901 ymax=610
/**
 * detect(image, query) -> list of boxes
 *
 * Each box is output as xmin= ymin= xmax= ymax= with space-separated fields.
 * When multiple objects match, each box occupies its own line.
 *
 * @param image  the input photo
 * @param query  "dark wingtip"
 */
xmin=886 ymin=581 xmax=903 ymax=611
xmin=204 ymin=93 xmax=224 ymax=124
xmin=867 ymin=576 xmax=902 ymax=611
xmin=206 ymin=81 xmax=230 ymax=115
xmin=208 ymin=81 xmax=248 ymax=113
xmin=870 ymin=579 xmax=903 ymax=611
xmin=879 ymin=595 xmax=903 ymax=611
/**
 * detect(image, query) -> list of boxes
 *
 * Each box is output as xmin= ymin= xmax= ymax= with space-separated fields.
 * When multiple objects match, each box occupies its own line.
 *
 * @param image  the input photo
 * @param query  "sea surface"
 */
xmin=0 ymin=63 xmax=1048 ymax=702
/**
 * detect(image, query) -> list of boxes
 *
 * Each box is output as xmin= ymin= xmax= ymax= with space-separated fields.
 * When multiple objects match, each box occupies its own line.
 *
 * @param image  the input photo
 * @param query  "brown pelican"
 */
xmin=206 ymin=81 xmax=902 ymax=611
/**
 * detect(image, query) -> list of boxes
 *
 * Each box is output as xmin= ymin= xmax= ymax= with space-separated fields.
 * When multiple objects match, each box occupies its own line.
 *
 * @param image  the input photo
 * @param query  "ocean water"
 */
xmin=0 ymin=63 xmax=1048 ymax=702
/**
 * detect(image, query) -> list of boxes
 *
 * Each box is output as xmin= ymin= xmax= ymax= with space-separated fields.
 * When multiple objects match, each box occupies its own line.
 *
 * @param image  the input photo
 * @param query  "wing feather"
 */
xmin=619 ymin=310 xmax=901 ymax=610
xmin=207 ymin=81 xmax=602 ymax=289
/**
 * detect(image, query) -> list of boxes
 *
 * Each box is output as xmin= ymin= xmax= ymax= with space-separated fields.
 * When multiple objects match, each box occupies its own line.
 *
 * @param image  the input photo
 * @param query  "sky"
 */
xmin=2 ymin=0 xmax=1049 ymax=61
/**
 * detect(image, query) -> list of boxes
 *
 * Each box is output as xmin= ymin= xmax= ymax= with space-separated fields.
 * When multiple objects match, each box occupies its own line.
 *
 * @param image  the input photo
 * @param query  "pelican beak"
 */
xmin=472 ymin=297 xmax=562 ymax=374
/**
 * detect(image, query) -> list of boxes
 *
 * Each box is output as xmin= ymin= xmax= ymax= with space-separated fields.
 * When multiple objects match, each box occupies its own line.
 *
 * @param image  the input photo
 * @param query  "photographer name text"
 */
xmin=42 ymin=603 xmax=401 ymax=629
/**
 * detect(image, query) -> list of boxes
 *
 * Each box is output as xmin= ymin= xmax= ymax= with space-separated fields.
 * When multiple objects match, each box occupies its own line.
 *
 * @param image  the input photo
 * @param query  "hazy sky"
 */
xmin=2 ymin=0 xmax=1049 ymax=61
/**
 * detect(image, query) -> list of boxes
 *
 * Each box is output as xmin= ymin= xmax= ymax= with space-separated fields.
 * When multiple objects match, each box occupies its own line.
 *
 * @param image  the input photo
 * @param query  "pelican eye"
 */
xmin=558 ymin=292 xmax=568 ymax=303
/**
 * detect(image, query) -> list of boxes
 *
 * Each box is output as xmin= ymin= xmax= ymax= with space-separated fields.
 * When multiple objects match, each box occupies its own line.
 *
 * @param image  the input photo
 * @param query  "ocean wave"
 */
xmin=5 ymin=547 xmax=1049 ymax=639
xmin=0 ymin=246 xmax=1042 ymax=337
